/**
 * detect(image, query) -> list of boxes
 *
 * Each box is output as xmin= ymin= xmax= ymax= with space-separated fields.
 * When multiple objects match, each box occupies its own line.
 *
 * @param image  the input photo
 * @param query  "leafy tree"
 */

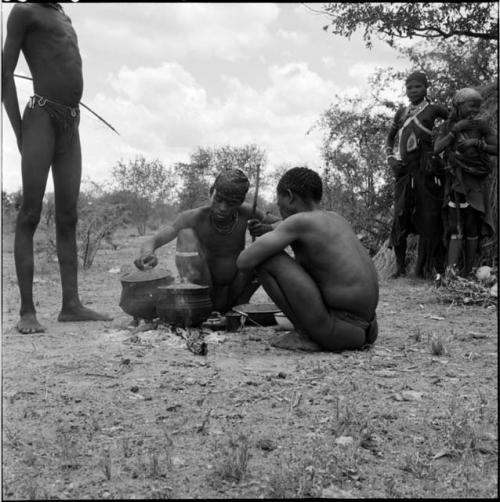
xmin=175 ymin=161 xmax=211 ymax=211
xmin=2 ymin=189 xmax=22 ymax=210
xmin=176 ymin=144 xmax=267 ymax=211
xmin=314 ymin=97 xmax=393 ymax=251
xmin=368 ymin=38 xmax=498 ymax=107
xmin=1 ymin=189 xmax=22 ymax=231
xmin=77 ymin=191 xmax=130 ymax=269
xmin=318 ymin=2 xmax=499 ymax=48
xmin=111 ymin=156 xmax=175 ymax=235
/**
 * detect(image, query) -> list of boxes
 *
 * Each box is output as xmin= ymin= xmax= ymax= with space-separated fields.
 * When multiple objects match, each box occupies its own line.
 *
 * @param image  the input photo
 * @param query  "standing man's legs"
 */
xmin=462 ymin=207 xmax=481 ymax=276
xmin=446 ymin=201 xmax=463 ymax=271
xmin=391 ymin=176 xmax=410 ymax=278
xmin=14 ymin=107 xmax=54 ymax=333
xmin=393 ymin=238 xmax=407 ymax=278
xmin=52 ymin=127 xmax=110 ymax=322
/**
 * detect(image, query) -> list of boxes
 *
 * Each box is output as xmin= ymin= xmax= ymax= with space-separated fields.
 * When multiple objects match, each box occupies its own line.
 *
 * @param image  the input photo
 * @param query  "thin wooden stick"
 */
xmin=13 ymin=73 xmax=120 ymax=135
xmin=251 ymin=162 xmax=261 ymax=242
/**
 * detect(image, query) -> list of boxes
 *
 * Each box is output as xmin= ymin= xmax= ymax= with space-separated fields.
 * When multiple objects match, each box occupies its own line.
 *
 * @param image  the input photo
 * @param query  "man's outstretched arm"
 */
xmin=135 ymin=210 xmax=196 ymax=269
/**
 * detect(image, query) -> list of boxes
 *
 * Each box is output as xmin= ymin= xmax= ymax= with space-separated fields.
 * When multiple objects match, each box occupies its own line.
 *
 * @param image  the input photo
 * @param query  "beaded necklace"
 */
xmin=210 ymin=212 xmax=239 ymax=235
xmin=406 ymin=99 xmax=429 ymax=119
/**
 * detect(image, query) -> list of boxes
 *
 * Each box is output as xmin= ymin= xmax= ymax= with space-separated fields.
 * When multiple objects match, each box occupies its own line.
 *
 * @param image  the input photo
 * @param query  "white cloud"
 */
xmin=1 ymin=3 xmax=418 ymax=194
xmin=78 ymin=3 xmax=280 ymax=64
xmin=321 ymin=56 xmax=337 ymax=69
xmin=276 ymin=28 xmax=305 ymax=43
xmin=266 ymin=62 xmax=339 ymax=113
xmin=75 ymin=59 xmax=337 ymax=186
xmin=348 ymin=62 xmax=383 ymax=82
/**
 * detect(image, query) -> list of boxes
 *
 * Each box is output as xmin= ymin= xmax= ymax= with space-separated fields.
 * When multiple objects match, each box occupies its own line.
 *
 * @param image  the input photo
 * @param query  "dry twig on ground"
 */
xmin=434 ymin=268 xmax=497 ymax=307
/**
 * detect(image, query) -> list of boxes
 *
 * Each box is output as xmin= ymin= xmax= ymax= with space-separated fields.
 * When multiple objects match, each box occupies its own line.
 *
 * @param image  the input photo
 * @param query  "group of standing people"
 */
xmin=386 ymin=71 xmax=497 ymax=279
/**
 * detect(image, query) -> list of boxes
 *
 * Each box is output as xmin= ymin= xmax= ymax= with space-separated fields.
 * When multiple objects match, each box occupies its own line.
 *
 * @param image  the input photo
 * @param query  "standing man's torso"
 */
xmin=396 ymin=103 xmax=448 ymax=161
xmin=19 ymin=4 xmax=83 ymax=105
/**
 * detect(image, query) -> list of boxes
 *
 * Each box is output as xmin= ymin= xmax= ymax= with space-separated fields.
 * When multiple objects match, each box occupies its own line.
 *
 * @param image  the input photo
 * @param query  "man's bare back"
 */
xmin=290 ymin=210 xmax=378 ymax=320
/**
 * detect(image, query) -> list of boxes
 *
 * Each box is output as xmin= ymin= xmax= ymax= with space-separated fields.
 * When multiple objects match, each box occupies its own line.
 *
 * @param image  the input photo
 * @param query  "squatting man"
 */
xmin=237 ymin=167 xmax=379 ymax=352
xmin=134 ymin=168 xmax=280 ymax=313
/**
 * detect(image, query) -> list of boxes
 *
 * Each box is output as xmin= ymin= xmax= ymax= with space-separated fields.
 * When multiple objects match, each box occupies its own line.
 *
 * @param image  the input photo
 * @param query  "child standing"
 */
xmin=434 ymin=88 xmax=498 ymax=275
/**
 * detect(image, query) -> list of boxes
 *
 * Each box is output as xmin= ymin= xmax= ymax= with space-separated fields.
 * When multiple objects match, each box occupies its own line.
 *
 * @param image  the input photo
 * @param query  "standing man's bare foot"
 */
xmin=58 ymin=305 xmax=112 ymax=322
xmin=17 ymin=313 xmax=46 ymax=334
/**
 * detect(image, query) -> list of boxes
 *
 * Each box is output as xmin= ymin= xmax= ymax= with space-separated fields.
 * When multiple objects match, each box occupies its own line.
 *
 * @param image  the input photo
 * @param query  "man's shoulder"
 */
xmin=395 ymin=105 xmax=407 ymax=117
xmin=178 ymin=206 xmax=208 ymax=220
xmin=8 ymin=3 xmax=36 ymax=23
xmin=287 ymin=210 xmax=332 ymax=228
xmin=238 ymin=203 xmax=254 ymax=218
xmin=391 ymin=106 xmax=407 ymax=125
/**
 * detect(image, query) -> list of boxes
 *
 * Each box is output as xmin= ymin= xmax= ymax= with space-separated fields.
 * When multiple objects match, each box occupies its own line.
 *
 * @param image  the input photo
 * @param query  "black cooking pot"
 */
xmin=156 ymin=283 xmax=213 ymax=327
xmin=119 ymin=268 xmax=174 ymax=321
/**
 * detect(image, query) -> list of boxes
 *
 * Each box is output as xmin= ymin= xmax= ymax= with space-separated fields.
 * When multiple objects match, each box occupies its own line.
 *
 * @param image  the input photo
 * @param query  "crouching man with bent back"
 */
xmin=237 ymin=167 xmax=379 ymax=351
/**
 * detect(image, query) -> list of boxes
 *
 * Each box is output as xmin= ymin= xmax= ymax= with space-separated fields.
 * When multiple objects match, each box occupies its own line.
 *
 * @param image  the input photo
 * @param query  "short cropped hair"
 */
xmin=277 ymin=167 xmax=322 ymax=202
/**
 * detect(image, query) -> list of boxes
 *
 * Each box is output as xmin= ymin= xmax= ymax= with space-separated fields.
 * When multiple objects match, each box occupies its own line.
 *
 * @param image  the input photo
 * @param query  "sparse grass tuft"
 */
xmin=23 ymin=447 xmax=37 ymax=467
xmin=57 ymin=429 xmax=79 ymax=470
xmin=430 ymin=334 xmax=447 ymax=356
xmin=267 ymin=459 xmax=316 ymax=498
xmin=25 ymin=478 xmax=40 ymax=500
xmin=99 ymin=447 xmax=112 ymax=480
xmin=409 ymin=327 xmax=424 ymax=343
xmin=122 ymin=437 xmax=132 ymax=458
xmin=150 ymin=451 xmax=160 ymax=478
xmin=212 ymin=433 xmax=251 ymax=484
xmin=330 ymin=397 xmax=368 ymax=438
xmin=445 ymin=409 xmax=478 ymax=456
xmin=4 ymin=427 xmax=23 ymax=449
xmin=149 ymin=484 xmax=174 ymax=499
xmin=401 ymin=451 xmax=430 ymax=479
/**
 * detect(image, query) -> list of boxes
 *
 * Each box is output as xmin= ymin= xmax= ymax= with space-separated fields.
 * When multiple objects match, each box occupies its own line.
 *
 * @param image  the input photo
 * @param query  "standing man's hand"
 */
xmin=134 ymin=253 xmax=158 ymax=270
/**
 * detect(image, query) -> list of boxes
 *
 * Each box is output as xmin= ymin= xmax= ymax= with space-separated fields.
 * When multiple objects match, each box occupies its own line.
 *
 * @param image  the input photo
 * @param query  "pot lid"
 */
xmin=158 ymin=282 xmax=209 ymax=291
xmin=233 ymin=302 xmax=280 ymax=314
xmin=120 ymin=268 xmax=173 ymax=283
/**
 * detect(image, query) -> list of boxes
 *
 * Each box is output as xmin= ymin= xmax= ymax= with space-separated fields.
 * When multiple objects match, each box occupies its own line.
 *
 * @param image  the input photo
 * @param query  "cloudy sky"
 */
xmin=1 ymin=2 xmax=414 ymax=194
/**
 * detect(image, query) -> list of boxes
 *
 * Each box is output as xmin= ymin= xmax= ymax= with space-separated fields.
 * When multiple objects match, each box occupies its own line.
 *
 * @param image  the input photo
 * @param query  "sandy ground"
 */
xmin=1 ymin=228 xmax=497 ymax=499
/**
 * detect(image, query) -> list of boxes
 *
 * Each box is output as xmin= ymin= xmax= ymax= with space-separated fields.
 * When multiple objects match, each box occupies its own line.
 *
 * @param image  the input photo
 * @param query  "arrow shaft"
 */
xmin=13 ymin=73 xmax=119 ymax=135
